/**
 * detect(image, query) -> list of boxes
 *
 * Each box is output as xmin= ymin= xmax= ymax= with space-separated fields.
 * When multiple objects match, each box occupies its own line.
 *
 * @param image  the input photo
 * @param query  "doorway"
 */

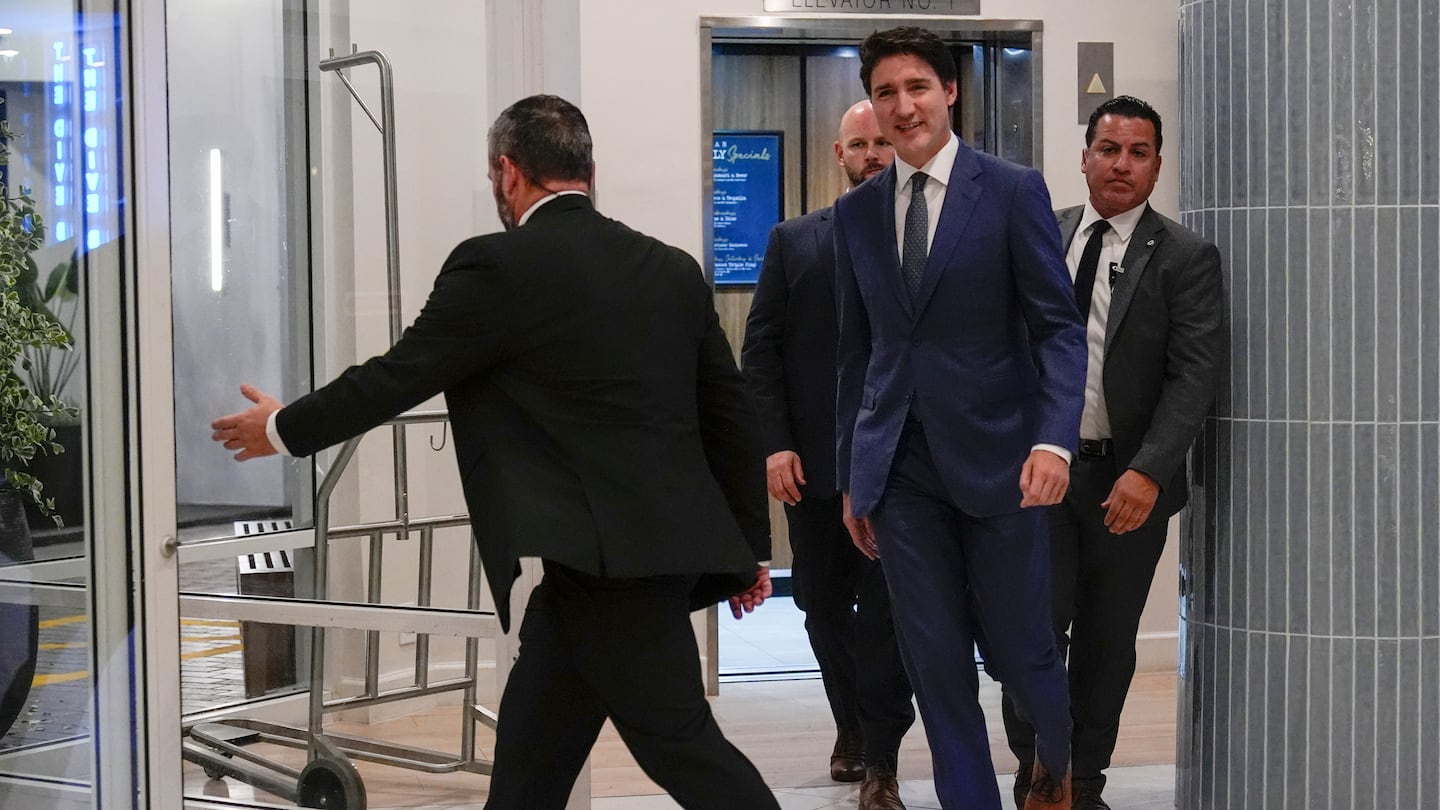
xmin=699 ymin=16 xmax=1043 ymax=681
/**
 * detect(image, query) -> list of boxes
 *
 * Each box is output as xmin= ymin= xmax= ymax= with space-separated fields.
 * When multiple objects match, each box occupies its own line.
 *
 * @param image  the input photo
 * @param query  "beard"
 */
xmin=846 ymin=160 xmax=884 ymax=188
xmin=493 ymin=183 xmax=516 ymax=231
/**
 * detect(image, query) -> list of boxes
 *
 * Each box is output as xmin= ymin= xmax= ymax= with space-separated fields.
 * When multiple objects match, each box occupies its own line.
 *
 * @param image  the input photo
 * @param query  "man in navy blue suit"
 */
xmin=834 ymin=27 xmax=1087 ymax=810
xmin=742 ymin=100 xmax=915 ymax=810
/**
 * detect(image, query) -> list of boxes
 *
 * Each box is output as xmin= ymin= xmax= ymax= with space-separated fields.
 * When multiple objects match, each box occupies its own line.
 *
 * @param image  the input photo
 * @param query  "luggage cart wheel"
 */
xmin=297 ymin=755 xmax=366 ymax=809
xmin=201 ymin=758 xmax=228 ymax=781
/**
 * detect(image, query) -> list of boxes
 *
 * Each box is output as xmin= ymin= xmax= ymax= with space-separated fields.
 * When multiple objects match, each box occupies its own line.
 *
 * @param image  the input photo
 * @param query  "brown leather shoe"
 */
xmin=829 ymin=728 xmax=864 ymax=782
xmin=1012 ymin=761 xmax=1034 ymax=809
xmin=858 ymin=765 xmax=906 ymax=810
xmin=1022 ymin=761 xmax=1071 ymax=810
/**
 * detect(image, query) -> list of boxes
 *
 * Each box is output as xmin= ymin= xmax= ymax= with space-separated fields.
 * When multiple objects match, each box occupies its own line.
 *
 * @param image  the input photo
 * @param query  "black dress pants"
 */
xmin=484 ymin=563 xmax=778 ymax=810
xmin=1002 ymin=453 xmax=1169 ymax=793
xmin=786 ymin=492 xmax=914 ymax=767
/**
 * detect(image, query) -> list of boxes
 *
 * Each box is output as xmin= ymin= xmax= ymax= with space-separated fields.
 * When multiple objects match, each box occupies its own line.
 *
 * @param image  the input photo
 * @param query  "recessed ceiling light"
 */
xmin=0 ymin=28 xmax=13 ymax=37
xmin=0 ymin=50 xmax=19 ymax=58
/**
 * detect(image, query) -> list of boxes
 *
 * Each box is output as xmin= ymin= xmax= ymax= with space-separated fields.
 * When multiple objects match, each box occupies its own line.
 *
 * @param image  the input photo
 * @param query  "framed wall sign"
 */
xmin=711 ymin=130 xmax=783 ymax=286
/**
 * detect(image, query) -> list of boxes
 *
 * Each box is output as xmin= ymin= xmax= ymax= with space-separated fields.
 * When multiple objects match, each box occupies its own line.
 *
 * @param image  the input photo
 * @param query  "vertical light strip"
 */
xmin=209 ymin=148 xmax=223 ymax=292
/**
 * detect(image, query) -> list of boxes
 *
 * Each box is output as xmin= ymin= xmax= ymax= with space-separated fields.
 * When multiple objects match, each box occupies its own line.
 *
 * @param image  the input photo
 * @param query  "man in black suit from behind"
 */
xmin=1001 ymin=96 xmax=1227 ymax=810
xmin=210 ymin=94 xmax=780 ymax=810
xmin=741 ymin=100 xmax=915 ymax=810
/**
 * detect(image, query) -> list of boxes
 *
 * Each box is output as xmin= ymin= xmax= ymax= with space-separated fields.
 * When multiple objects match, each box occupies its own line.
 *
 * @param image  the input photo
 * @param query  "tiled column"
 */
xmin=1177 ymin=2 xmax=1440 ymax=808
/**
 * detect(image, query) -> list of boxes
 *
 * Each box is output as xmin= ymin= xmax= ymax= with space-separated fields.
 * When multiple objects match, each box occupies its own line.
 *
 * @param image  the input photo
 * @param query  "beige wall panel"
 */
xmin=710 ymin=53 xmax=806 ymax=569
xmin=711 ymin=53 xmax=804 ymax=220
xmin=804 ymin=55 xmax=864 ymax=212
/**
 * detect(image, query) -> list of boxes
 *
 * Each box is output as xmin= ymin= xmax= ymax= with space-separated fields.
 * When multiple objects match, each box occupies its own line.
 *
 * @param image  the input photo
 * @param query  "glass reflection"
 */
xmin=0 ymin=1 xmax=120 ymax=804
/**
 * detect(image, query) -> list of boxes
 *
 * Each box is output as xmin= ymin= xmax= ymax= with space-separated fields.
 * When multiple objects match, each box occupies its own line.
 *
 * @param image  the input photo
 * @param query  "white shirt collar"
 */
xmin=518 ymin=189 xmax=589 ymax=227
xmin=1077 ymin=199 xmax=1148 ymax=243
xmin=894 ymin=132 xmax=959 ymax=196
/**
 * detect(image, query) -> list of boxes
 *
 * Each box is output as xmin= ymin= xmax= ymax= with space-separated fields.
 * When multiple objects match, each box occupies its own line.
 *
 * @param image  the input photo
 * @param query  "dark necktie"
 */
xmin=1073 ymin=219 xmax=1111 ymax=321
xmin=901 ymin=172 xmax=929 ymax=302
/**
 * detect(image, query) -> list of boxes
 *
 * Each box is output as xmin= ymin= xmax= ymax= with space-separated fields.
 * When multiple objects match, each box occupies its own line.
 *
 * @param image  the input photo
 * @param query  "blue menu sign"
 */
xmin=711 ymin=131 xmax=783 ymax=286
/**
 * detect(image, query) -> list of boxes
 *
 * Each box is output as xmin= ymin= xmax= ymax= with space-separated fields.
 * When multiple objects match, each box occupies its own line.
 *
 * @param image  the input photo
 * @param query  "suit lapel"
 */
xmin=1105 ymin=205 xmax=1164 ymax=355
xmin=1056 ymin=206 xmax=1083 ymax=253
xmin=913 ymin=143 xmax=983 ymax=316
xmin=813 ymin=208 xmax=835 ymax=294
xmin=851 ymin=166 xmax=911 ymax=316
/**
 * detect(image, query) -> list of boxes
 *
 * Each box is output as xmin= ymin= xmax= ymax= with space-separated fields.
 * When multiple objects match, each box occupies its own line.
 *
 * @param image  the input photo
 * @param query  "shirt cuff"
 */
xmin=265 ymin=409 xmax=293 ymax=457
xmin=1032 ymin=443 xmax=1072 ymax=465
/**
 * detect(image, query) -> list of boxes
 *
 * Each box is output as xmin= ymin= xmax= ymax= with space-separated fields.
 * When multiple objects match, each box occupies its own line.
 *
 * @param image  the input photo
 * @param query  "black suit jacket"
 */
xmin=1057 ymin=204 xmax=1227 ymax=519
xmin=277 ymin=195 xmax=769 ymax=630
xmin=740 ymin=206 xmax=839 ymax=497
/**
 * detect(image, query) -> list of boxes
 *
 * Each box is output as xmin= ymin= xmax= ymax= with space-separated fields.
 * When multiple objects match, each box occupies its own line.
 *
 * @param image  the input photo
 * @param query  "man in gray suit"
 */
xmin=1001 ymin=95 xmax=1227 ymax=810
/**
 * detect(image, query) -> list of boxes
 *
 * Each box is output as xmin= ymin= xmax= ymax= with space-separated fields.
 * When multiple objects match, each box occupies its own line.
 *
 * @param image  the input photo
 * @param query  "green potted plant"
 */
xmin=0 ymin=105 xmax=70 ymax=743
xmin=1 ymin=113 xmax=75 ymax=528
xmin=13 ymin=249 xmax=82 ymax=531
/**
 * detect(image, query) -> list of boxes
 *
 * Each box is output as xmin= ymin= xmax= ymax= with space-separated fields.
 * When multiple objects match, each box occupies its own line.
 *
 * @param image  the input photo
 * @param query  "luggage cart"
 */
xmin=183 ymin=47 xmax=501 ymax=809
xmin=182 ymin=410 xmax=500 ymax=809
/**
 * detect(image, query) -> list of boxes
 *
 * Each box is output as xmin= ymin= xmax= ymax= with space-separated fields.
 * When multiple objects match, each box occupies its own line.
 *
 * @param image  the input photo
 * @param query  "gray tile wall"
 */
xmin=1177 ymin=1 xmax=1439 ymax=807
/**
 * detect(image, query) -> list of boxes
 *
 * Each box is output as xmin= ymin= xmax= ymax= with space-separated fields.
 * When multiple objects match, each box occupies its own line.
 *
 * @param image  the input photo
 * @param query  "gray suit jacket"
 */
xmin=1057 ymin=204 xmax=1227 ymax=519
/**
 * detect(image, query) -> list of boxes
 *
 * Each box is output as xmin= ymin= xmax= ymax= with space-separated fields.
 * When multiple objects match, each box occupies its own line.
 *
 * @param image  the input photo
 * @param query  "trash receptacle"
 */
xmin=236 ymin=547 xmax=298 ymax=698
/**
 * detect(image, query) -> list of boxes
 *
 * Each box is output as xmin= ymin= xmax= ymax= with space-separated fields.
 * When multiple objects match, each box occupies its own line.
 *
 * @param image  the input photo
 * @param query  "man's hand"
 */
xmin=1101 ymin=469 xmax=1160 ymax=535
xmin=728 ymin=566 xmax=772 ymax=619
xmin=1019 ymin=448 xmax=1070 ymax=507
xmin=210 ymin=384 xmax=283 ymax=462
xmin=766 ymin=450 xmax=806 ymax=505
xmin=842 ymin=492 xmax=878 ymax=560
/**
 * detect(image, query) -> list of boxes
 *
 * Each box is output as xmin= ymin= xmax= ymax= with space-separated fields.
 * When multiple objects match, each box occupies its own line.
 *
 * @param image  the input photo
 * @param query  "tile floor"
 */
xmin=3 ymin=556 xmax=1180 ymax=809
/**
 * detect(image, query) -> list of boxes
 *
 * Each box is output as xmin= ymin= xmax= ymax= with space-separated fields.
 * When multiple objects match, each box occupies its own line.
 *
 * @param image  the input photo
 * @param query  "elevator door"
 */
xmin=701 ymin=20 xmax=1041 ymax=682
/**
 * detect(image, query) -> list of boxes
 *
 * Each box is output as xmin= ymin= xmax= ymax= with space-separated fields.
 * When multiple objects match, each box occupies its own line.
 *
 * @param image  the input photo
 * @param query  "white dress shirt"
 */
xmin=892 ymin=133 xmax=959 ymax=259
xmin=1068 ymin=200 xmax=1148 ymax=441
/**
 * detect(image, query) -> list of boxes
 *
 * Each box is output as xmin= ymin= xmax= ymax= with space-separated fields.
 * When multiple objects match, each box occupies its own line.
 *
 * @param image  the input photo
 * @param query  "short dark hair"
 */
xmin=1085 ymin=95 xmax=1164 ymax=154
xmin=487 ymin=94 xmax=594 ymax=184
xmin=859 ymin=27 xmax=957 ymax=96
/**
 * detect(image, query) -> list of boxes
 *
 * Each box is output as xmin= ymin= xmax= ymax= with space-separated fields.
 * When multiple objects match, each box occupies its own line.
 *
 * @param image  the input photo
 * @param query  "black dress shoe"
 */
xmin=1073 ymin=785 xmax=1110 ymax=810
xmin=829 ymin=728 xmax=864 ymax=782
xmin=1012 ymin=762 xmax=1033 ymax=809
xmin=858 ymin=764 xmax=906 ymax=810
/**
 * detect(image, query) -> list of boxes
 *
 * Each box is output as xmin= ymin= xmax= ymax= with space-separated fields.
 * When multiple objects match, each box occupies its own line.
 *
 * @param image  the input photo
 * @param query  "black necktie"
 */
xmin=1073 ymin=219 xmax=1111 ymax=321
xmin=901 ymin=172 xmax=929 ymax=302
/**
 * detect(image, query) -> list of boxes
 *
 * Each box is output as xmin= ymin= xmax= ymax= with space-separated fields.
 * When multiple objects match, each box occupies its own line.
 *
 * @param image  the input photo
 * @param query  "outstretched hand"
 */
xmin=728 ymin=567 xmax=773 ymax=619
xmin=210 ymin=384 xmax=283 ymax=461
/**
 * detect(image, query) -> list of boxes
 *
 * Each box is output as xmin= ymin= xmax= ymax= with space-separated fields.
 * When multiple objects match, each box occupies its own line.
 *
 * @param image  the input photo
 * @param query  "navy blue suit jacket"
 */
xmin=835 ymin=140 xmax=1087 ymax=518
xmin=741 ymin=206 xmax=840 ymax=497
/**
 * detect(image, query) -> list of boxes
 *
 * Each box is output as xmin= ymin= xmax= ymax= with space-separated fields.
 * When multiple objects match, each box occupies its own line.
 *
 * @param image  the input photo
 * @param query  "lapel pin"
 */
xmin=1146 ymin=239 xmax=1156 ymax=246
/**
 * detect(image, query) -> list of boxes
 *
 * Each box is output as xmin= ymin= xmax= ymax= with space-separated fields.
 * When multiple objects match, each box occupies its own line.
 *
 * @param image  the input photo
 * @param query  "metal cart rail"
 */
xmin=182 ymin=409 xmax=499 ymax=809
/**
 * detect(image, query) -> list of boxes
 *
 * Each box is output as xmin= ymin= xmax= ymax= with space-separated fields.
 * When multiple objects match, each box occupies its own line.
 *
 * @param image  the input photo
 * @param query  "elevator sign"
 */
xmin=762 ymin=0 xmax=980 ymax=12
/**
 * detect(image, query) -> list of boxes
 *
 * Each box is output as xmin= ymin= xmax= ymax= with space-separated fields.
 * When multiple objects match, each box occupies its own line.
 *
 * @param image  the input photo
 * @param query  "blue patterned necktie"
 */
xmin=901 ymin=172 xmax=929 ymax=302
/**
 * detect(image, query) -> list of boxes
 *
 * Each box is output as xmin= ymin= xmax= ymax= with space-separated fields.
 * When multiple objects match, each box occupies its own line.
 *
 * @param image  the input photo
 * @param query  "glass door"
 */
xmin=0 ymin=0 xmax=170 ymax=806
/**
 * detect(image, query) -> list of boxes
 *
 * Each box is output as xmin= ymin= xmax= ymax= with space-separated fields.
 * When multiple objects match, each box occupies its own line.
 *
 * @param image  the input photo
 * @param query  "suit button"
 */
xmin=911 ymin=337 xmax=920 ymax=347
